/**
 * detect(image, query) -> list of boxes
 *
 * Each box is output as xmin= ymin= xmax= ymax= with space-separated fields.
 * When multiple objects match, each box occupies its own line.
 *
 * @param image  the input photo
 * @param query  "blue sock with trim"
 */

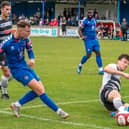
xmin=40 ymin=93 xmax=59 ymax=112
xmin=19 ymin=90 xmax=38 ymax=105
xmin=81 ymin=55 xmax=88 ymax=64
xmin=96 ymin=55 xmax=103 ymax=68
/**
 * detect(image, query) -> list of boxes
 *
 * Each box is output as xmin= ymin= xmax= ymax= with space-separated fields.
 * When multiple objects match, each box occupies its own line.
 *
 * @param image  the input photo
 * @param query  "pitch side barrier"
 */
xmin=29 ymin=26 xmax=79 ymax=37
xmin=12 ymin=26 xmax=80 ymax=37
xmin=12 ymin=20 xmax=117 ymax=37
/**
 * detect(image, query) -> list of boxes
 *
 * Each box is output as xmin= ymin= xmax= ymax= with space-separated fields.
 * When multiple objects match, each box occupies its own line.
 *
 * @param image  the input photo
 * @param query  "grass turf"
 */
xmin=0 ymin=37 xmax=129 ymax=129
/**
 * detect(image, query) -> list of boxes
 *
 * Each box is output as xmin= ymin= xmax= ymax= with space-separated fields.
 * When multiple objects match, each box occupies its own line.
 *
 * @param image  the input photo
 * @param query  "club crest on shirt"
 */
xmin=88 ymin=48 xmax=90 ymax=51
xmin=11 ymin=46 xmax=15 ymax=50
xmin=24 ymin=75 xmax=29 ymax=80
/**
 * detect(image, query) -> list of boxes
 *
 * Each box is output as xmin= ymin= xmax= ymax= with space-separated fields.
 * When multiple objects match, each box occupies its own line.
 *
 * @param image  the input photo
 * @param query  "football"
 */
xmin=116 ymin=111 xmax=129 ymax=126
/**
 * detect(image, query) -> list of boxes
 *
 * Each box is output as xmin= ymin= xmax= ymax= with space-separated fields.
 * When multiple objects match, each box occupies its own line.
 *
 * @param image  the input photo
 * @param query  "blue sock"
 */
xmin=40 ymin=93 xmax=59 ymax=112
xmin=19 ymin=90 xmax=38 ymax=105
xmin=81 ymin=55 xmax=88 ymax=64
xmin=96 ymin=55 xmax=103 ymax=68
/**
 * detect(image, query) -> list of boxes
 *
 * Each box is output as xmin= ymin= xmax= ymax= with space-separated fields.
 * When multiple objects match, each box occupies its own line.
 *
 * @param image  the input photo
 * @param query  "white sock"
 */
xmin=113 ymin=98 xmax=124 ymax=111
xmin=15 ymin=101 xmax=21 ymax=107
xmin=99 ymin=67 xmax=103 ymax=71
xmin=56 ymin=108 xmax=61 ymax=114
xmin=1 ymin=87 xmax=7 ymax=94
xmin=79 ymin=63 xmax=82 ymax=66
xmin=118 ymin=106 xmax=125 ymax=112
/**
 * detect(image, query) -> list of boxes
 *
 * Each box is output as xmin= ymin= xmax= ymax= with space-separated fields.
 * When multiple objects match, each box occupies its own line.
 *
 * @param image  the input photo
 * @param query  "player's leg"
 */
xmin=10 ymin=90 xmax=38 ymax=117
xmin=122 ymin=31 xmax=125 ymax=41
xmin=11 ymin=79 xmax=69 ymax=118
xmin=93 ymin=40 xmax=104 ymax=74
xmin=77 ymin=40 xmax=92 ymax=74
xmin=10 ymin=68 xmax=39 ymax=117
xmin=100 ymin=87 xmax=117 ymax=111
xmin=100 ymin=87 xmax=123 ymax=117
xmin=1 ymin=64 xmax=12 ymax=99
xmin=10 ymin=68 xmax=69 ymax=118
xmin=28 ymin=80 xmax=69 ymax=119
xmin=94 ymin=50 xmax=104 ymax=74
xmin=108 ymin=89 xmax=125 ymax=112
xmin=125 ymin=31 xmax=127 ymax=41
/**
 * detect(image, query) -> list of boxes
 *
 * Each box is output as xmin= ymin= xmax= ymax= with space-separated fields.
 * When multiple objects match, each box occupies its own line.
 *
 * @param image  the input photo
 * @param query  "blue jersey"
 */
xmin=0 ymin=35 xmax=34 ymax=73
xmin=81 ymin=17 xmax=97 ymax=39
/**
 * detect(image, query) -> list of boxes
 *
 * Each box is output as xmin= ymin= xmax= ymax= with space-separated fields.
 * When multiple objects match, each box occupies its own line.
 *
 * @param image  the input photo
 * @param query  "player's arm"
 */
xmin=26 ymin=39 xmax=35 ymax=68
xmin=78 ymin=19 xmax=86 ymax=40
xmin=0 ymin=40 xmax=7 ymax=55
xmin=104 ymin=65 xmax=129 ymax=79
xmin=78 ymin=26 xmax=86 ymax=40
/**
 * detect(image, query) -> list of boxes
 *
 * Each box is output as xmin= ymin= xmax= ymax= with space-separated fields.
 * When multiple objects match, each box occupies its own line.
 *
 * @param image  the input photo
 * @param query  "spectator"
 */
xmin=97 ymin=23 xmax=105 ymax=39
xmin=39 ymin=18 xmax=43 ymax=26
xmin=101 ymin=15 xmax=106 ymax=20
xmin=36 ymin=8 xmax=41 ymax=24
xmin=63 ymin=8 xmax=67 ymax=17
xmin=61 ymin=16 xmax=67 ymax=37
xmin=103 ymin=25 xmax=109 ymax=38
xmin=45 ymin=18 xmax=49 ymax=26
xmin=109 ymin=25 xmax=114 ymax=39
xmin=80 ymin=13 xmax=84 ymax=20
xmin=58 ymin=13 xmax=62 ymax=26
xmin=121 ymin=18 xmax=128 ymax=41
xmin=36 ymin=8 xmax=41 ymax=18
xmin=33 ymin=14 xmax=38 ymax=25
xmin=71 ymin=16 xmax=76 ymax=26
xmin=93 ymin=8 xmax=98 ymax=18
xmin=29 ymin=16 xmax=35 ymax=25
xmin=50 ymin=8 xmax=54 ymax=19
xmin=53 ymin=18 xmax=58 ymax=26
xmin=49 ymin=19 xmax=54 ymax=26
xmin=67 ymin=18 xmax=71 ymax=26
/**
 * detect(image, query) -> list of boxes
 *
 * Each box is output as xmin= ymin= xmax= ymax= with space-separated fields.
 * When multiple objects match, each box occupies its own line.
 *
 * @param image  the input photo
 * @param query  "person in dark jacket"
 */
xmin=121 ymin=18 xmax=128 ymax=41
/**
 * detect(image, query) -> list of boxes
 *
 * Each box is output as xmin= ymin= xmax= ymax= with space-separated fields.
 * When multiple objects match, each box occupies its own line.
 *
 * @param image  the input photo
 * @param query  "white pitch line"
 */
xmin=4 ymin=99 xmax=99 ymax=110
xmin=0 ymin=110 xmax=111 ymax=129
xmin=22 ymin=99 xmax=100 ymax=110
xmin=3 ymin=95 xmax=129 ymax=111
xmin=3 ymin=99 xmax=99 ymax=110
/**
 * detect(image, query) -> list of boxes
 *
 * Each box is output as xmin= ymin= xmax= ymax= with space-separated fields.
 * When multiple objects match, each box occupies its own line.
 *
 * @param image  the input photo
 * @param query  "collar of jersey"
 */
xmin=12 ymin=34 xmax=20 ymax=42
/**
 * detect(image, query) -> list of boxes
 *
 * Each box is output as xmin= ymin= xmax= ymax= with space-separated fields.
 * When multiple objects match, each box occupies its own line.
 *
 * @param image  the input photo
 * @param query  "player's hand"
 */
xmin=123 ymin=73 xmax=129 ymax=79
xmin=28 ymin=59 xmax=35 ymax=68
xmin=81 ymin=36 xmax=86 ymax=40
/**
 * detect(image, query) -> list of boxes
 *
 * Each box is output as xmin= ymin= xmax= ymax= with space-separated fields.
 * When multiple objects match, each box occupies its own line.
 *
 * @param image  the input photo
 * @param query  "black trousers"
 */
xmin=122 ymin=30 xmax=127 ymax=40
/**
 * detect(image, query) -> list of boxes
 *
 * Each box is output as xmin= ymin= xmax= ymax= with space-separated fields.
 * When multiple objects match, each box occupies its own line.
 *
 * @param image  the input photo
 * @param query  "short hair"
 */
xmin=88 ymin=9 xmax=93 ymax=12
xmin=17 ymin=19 xmax=31 ymax=28
xmin=118 ymin=54 xmax=129 ymax=61
xmin=1 ymin=1 xmax=10 ymax=9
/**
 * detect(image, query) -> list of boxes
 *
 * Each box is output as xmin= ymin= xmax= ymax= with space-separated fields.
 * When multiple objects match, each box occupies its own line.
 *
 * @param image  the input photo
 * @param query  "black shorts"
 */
xmin=100 ymin=87 xmax=124 ymax=111
xmin=0 ymin=54 xmax=8 ymax=67
xmin=62 ymin=26 xmax=66 ymax=32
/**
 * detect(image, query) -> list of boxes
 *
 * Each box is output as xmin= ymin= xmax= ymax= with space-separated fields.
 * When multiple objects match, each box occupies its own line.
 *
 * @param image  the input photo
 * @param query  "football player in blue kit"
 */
xmin=77 ymin=9 xmax=104 ymax=75
xmin=0 ymin=19 xmax=69 ymax=119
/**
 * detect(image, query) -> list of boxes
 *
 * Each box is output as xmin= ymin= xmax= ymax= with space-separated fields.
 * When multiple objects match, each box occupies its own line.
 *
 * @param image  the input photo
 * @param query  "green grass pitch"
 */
xmin=0 ymin=37 xmax=129 ymax=129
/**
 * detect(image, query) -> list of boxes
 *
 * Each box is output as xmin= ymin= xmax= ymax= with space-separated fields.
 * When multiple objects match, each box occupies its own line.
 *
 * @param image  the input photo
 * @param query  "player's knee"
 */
xmin=87 ymin=53 xmax=92 ymax=58
xmin=34 ymin=85 xmax=45 ymax=96
xmin=95 ymin=51 xmax=101 ymax=56
xmin=108 ymin=90 xmax=121 ymax=101
xmin=36 ymin=86 xmax=45 ymax=96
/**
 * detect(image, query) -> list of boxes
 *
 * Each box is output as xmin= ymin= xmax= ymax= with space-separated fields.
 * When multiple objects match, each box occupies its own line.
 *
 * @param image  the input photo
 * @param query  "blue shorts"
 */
xmin=84 ymin=38 xmax=100 ymax=54
xmin=12 ymin=67 xmax=40 ymax=86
